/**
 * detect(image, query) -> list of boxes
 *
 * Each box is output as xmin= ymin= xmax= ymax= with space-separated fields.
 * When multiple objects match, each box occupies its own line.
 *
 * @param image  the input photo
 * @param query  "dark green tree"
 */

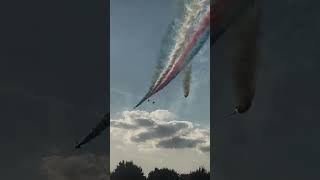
xmin=111 ymin=161 xmax=146 ymax=180
xmin=147 ymin=168 xmax=179 ymax=180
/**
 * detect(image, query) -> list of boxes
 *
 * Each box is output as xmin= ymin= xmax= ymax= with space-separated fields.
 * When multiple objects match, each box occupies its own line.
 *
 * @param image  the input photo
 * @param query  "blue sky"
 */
xmin=110 ymin=0 xmax=210 ymax=173
xmin=110 ymin=0 xmax=210 ymax=127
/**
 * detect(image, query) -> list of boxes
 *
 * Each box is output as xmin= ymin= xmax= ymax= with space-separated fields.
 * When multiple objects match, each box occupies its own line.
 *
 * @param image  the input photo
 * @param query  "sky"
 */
xmin=110 ymin=0 xmax=210 ymax=174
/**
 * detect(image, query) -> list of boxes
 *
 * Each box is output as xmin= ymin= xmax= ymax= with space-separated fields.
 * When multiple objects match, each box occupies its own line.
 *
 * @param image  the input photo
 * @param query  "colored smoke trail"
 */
xmin=134 ymin=0 xmax=210 ymax=108
xmin=152 ymin=11 xmax=210 ymax=95
xmin=148 ymin=20 xmax=180 ymax=92
xmin=151 ymin=0 xmax=210 ymax=91
xmin=183 ymin=64 xmax=192 ymax=98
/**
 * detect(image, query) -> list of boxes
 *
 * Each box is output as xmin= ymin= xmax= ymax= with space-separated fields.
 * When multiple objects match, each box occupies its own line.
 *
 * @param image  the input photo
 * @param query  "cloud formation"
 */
xmin=111 ymin=110 xmax=209 ymax=153
xmin=41 ymin=154 xmax=109 ymax=180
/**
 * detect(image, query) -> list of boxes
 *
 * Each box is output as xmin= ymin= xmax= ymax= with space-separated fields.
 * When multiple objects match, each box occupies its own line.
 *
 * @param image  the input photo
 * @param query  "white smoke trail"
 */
xmin=183 ymin=64 xmax=192 ymax=97
xmin=134 ymin=0 xmax=210 ymax=108
xmin=151 ymin=0 xmax=209 ymax=90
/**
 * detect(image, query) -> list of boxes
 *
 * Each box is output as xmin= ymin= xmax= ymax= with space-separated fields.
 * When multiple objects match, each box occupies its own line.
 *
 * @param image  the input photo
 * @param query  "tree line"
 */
xmin=111 ymin=161 xmax=210 ymax=180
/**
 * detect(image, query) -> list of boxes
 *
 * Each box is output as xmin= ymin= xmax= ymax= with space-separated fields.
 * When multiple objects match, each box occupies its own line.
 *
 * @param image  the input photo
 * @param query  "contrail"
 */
xmin=183 ymin=64 xmax=192 ymax=98
xmin=135 ymin=0 xmax=260 ymax=111
xmin=151 ymin=11 xmax=210 ymax=95
xmin=134 ymin=0 xmax=210 ymax=108
xmin=151 ymin=0 xmax=209 ymax=91
xmin=148 ymin=20 xmax=178 ymax=92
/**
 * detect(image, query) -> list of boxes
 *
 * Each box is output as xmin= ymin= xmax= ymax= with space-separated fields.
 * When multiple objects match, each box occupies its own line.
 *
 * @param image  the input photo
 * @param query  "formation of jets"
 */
xmin=147 ymin=99 xmax=155 ymax=104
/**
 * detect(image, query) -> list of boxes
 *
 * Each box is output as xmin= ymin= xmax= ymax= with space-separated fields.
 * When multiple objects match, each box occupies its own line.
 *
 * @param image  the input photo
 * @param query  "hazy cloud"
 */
xmin=157 ymin=137 xmax=205 ymax=149
xmin=131 ymin=121 xmax=192 ymax=143
xmin=41 ymin=154 xmax=109 ymax=180
xmin=198 ymin=144 xmax=210 ymax=153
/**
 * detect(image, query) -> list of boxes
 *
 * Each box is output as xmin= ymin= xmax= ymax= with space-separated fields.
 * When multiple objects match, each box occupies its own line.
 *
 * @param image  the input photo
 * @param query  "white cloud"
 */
xmin=111 ymin=110 xmax=209 ymax=153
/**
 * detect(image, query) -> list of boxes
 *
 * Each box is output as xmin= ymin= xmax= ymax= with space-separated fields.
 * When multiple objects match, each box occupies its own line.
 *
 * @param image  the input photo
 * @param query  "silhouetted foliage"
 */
xmin=147 ymin=168 xmax=179 ymax=180
xmin=182 ymin=167 xmax=210 ymax=180
xmin=111 ymin=161 xmax=210 ymax=180
xmin=111 ymin=161 xmax=146 ymax=180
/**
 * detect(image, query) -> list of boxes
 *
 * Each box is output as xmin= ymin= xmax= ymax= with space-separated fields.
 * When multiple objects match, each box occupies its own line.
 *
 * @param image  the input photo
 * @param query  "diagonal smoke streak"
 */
xmin=152 ymin=11 xmax=210 ymax=95
xmin=134 ymin=0 xmax=210 ymax=108
xmin=183 ymin=64 xmax=192 ymax=98
xmin=148 ymin=20 xmax=180 ymax=92
xmin=151 ymin=0 xmax=209 ymax=91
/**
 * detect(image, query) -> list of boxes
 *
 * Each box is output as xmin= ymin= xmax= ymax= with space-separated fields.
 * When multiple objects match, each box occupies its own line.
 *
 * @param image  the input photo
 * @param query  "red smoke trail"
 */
xmin=151 ymin=11 xmax=210 ymax=95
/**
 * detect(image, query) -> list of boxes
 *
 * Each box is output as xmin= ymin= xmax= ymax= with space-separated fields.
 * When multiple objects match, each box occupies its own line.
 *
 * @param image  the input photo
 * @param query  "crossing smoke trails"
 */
xmin=135 ymin=0 xmax=210 ymax=108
